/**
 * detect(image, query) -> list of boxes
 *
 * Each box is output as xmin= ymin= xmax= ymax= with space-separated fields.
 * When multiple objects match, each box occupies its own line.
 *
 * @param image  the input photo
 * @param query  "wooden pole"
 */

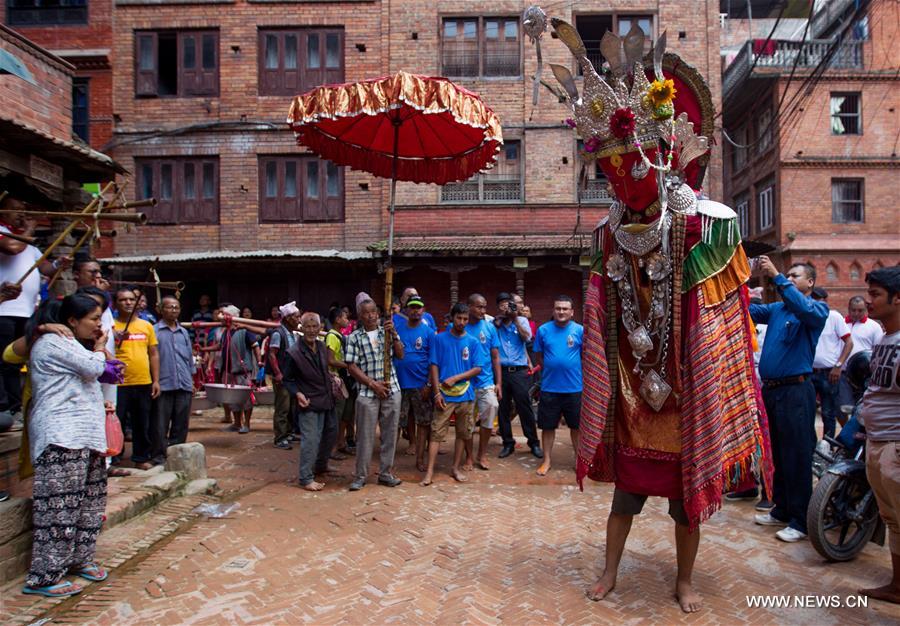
xmin=14 ymin=180 xmax=116 ymax=287
xmin=383 ymin=120 xmax=400 ymax=383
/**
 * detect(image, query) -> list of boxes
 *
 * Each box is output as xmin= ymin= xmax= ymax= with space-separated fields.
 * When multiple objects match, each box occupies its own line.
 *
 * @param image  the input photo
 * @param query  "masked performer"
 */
xmin=526 ymin=10 xmax=774 ymax=612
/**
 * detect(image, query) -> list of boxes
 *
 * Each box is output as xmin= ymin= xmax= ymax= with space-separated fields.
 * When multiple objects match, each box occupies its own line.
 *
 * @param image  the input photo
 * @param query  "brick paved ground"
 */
xmin=4 ymin=407 xmax=899 ymax=625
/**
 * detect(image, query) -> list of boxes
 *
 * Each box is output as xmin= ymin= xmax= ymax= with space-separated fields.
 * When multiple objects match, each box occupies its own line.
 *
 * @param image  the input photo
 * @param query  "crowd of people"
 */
xmin=0 ymin=191 xmax=897 ymax=603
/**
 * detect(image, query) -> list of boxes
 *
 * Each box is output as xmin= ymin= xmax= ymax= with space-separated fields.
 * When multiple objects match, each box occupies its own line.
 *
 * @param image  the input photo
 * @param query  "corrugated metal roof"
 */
xmin=369 ymin=235 xmax=589 ymax=253
xmin=101 ymin=248 xmax=374 ymax=264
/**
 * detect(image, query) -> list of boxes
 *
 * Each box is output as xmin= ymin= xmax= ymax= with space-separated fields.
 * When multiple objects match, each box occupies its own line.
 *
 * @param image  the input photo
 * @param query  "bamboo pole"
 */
xmin=14 ymin=180 xmax=116 ymax=287
xmin=11 ymin=210 xmax=147 ymax=224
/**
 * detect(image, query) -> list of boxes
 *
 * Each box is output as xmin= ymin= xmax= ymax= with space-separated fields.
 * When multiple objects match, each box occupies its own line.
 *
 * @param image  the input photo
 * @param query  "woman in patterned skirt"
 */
xmin=23 ymin=294 xmax=111 ymax=598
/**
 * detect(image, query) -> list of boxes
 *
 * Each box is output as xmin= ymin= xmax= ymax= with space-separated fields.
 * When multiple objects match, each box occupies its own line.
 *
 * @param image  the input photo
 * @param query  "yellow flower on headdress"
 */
xmin=647 ymin=79 xmax=676 ymax=108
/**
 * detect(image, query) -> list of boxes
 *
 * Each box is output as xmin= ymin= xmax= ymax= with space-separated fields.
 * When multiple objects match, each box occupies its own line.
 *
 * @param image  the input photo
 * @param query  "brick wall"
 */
xmin=0 ymin=26 xmax=74 ymax=140
xmin=110 ymin=0 xmax=385 ymax=256
xmin=2 ymin=0 xmax=113 ymax=150
xmin=109 ymin=0 xmax=724 ymax=259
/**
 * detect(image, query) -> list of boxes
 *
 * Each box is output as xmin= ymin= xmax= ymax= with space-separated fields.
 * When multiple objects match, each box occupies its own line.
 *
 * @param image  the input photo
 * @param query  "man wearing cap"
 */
xmin=393 ymin=286 xmax=437 ymax=331
xmin=811 ymin=287 xmax=853 ymax=440
xmin=393 ymin=295 xmax=435 ymax=470
xmin=494 ymin=292 xmax=542 ymax=459
xmin=268 ymin=301 xmax=302 ymax=449
xmin=750 ymin=259 xmax=829 ymax=543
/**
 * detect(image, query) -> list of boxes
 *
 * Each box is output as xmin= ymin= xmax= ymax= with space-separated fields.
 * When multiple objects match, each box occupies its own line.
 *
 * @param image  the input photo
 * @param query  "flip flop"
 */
xmin=73 ymin=563 xmax=108 ymax=582
xmin=23 ymin=581 xmax=83 ymax=597
xmin=475 ymin=461 xmax=490 ymax=471
xmin=451 ymin=471 xmax=468 ymax=483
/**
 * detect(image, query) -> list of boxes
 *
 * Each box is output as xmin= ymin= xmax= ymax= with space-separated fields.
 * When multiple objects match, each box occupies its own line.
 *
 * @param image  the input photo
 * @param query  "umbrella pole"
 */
xmin=383 ymin=121 xmax=400 ymax=383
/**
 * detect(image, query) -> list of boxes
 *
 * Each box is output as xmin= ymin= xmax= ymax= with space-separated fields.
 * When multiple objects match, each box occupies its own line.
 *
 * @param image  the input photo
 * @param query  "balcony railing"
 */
xmin=723 ymin=38 xmax=863 ymax=98
xmin=579 ymin=179 xmax=613 ymax=204
xmin=441 ymin=50 xmax=521 ymax=78
xmin=441 ymin=177 xmax=522 ymax=203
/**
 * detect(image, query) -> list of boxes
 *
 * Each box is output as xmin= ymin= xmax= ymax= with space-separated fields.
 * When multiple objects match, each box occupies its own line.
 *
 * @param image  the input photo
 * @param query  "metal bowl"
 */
xmin=204 ymin=383 xmax=252 ymax=406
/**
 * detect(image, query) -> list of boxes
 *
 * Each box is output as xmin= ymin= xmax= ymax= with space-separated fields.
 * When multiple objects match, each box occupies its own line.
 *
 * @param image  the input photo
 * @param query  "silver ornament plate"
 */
xmin=639 ymin=369 xmax=671 ymax=412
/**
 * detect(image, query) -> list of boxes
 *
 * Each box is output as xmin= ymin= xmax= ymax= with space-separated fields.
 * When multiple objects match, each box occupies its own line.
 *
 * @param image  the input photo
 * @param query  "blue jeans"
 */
xmin=762 ymin=380 xmax=817 ymax=533
xmin=810 ymin=369 xmax=839 ymax=438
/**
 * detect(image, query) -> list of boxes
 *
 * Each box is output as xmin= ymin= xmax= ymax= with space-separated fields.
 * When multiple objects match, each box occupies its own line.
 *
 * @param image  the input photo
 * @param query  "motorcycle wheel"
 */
xmin=807 ymin=471 xmax=878 ymax=562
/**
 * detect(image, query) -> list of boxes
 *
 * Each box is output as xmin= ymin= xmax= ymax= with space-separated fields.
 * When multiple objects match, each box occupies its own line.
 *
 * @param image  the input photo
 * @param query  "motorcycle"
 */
xmin=806 ymin=350 xmax=886 ymax=562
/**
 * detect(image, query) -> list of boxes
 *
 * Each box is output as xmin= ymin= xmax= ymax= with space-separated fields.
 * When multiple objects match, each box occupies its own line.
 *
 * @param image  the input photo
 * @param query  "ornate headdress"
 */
xmin=526 ymin=9 xmax=721 ymax=222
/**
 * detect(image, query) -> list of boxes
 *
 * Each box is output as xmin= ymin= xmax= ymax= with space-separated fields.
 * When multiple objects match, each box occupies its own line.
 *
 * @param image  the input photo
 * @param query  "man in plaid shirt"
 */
xmin=346 ymin=296 xmax=405 ymax=491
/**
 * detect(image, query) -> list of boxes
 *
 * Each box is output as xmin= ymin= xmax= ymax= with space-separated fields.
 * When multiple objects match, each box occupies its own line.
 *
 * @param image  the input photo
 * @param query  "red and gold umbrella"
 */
xmin=288 ymin=70 xmax=503 ymax=378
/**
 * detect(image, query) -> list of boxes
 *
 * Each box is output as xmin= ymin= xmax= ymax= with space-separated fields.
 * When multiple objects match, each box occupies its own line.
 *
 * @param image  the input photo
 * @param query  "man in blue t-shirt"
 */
xmin=393 ymin=296 xmax=435 ymax=470
xmin=392 ymin=286 xmax=437 ymax=331
xmin=465 ymin=293 xmax=502 ymax=470
xmin=421 ymin=302 xmax=482 ymax=486
xmin=495 ymin=292 xmax=542 ymax=459
xmin=533 ymin=295 xmax=583 ymax=476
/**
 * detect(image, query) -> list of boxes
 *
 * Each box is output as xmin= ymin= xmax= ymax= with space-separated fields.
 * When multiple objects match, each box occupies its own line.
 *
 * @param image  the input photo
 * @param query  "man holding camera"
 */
xmin=494 ymin=292 xmax=542 ymax=459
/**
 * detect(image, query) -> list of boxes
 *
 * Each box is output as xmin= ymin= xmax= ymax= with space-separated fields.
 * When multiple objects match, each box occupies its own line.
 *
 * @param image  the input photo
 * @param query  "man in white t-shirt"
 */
xmin=0 ymin=196 xmax=67 ymax=420
xmin=810 ymin=287 xmax=853 ymax=439
xmin=840 ymin=295 xmax=886 ymax=407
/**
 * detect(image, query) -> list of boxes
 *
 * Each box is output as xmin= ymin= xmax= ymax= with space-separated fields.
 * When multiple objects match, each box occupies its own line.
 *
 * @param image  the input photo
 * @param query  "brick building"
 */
xmin=3 ymin=0 xmax=116 ymax=256
xmin=14 ymin=1 xmax=723 ymax=322
xmin=0 ymin=22 xmax=119 ymax=208
xmin=722 ymin=0 xmax=899 ymax=307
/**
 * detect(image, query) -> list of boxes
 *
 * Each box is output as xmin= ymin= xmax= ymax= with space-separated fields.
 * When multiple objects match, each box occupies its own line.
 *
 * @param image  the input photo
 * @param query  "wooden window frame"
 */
xmin=440 ymin=139 xmax=522 ymax=203
xmin=753 ymin=107 xmax=773 ymax=155
xmin=573 ymin=13 xmax=655 ymax=75
xmin=830 ymin=92 xmax=862 ymax=135
xmin=831 ymin=178 xmax=864 ymax=224
xmin=135 ymin=157 xmax=219 ymax=225
xmin=757 ymin=182 xmax=774 ymax=232
xmin=258 ymin=155 xmax=344 ymax=223
xmin=734 ymin=193 xmax=750 ymax=237
xmin=258 ymin=28 xmax=344 ymax=97
xmin=134 ymin=29 xmax=219 ymax=98
xmin=72 ymin=77 xmax=89 ymax=143
xmin=6 ymin=0 xmax=87 ymax=26
xmin=440 ymin=16 xmax=521 ymax=78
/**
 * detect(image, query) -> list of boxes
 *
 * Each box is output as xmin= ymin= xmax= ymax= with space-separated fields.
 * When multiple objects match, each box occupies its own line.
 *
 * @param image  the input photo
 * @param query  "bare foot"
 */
xmin=476 ymin=459 xmax=490 ymax=470
xmin=859 ymin=584 xmax=900 ymax=604
xmin=404 ymin=445 xmax=416 ymax=456
xmin=675 ymin=580 xmax=703 ymax=613
xmin=536 ymin=462 xmax=551 ymax=476
xmin=462 ymin=462 xmax=474 ymax=472
xmin=451 ymin=469 xmax=468 ymax=483
xmin=420 ymin=475 xmax=433 ymax=487
xmin=416 ymin=461 xmax=427 ymax=472
xmin=302 ymin=481 xmax=325 ymax=492
xmin=586 ymin=571 xmax=616 ymax=601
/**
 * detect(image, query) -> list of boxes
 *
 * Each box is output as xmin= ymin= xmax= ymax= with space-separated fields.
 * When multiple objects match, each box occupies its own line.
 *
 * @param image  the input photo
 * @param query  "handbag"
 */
xmin=330 ymin=371 xmax=349 ymax=400
xmin=104 ymin=405 xmax=124 ymax=457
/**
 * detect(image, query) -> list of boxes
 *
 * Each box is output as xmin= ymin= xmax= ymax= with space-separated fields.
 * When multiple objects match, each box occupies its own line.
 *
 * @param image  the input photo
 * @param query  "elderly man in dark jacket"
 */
xmin=283 ymin=312 xmax=335 ymax=491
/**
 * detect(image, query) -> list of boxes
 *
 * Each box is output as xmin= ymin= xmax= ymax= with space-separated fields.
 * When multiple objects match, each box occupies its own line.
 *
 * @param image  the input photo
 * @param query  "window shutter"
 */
xmin=302 ymin=32 xmax=324 ymax=91
xmin=199 ymin=160 xmax=218 ymax=223
xmin=179 ymin=161 xmax=199 ymax=223
xmin=178 ymin=33 xmax=199 ymax=96
xmin=323 ymin=160 xmax=343 ymax=221
xmin=198 ymin=32 xmax=219 ymax=96
xmin=155 ymin=160 xmax=177 ymax=224
xmin=283 ymin=159 xmax=300 ymax=220
xmin=302 ymin=158 xmax=326 ymax=221
xmin=259 ymin=158 xmax=279 ymax=221
xmin=324 ymin=31 xmax=343 ymax=85
xmin=259 ymin=32 xmax=280 ymax=95
xmin=135 ymin=32 xmax=158 ymax=96
xmin=283 ymin=33 xmax=300 ymax=95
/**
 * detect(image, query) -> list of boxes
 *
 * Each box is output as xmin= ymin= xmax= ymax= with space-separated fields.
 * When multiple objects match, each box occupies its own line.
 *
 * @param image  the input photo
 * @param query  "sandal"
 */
xmin=23 ymin=581 xmax=83 ymax=597
xmin=107 ymin=467 xmax=131 ymax=477
xmin=73 ymin=563 xmax=108 ymax=582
